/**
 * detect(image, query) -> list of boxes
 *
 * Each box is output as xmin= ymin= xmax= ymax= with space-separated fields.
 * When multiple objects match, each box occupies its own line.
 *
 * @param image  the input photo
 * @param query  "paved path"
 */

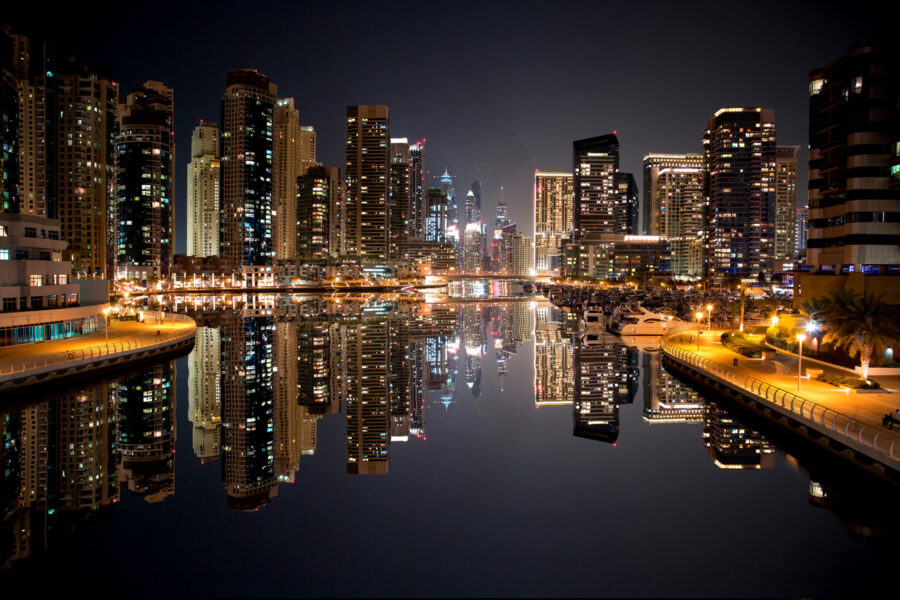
xmin=670 ymin=328 xmax=900 ymax=432
xmin=0 ymin=318 xmax=194 ymax=368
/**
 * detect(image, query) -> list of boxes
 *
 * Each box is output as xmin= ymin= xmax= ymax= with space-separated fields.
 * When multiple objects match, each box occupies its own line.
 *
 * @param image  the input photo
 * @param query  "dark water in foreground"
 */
xmin=1 ymin=298 xmax=897 ymax=597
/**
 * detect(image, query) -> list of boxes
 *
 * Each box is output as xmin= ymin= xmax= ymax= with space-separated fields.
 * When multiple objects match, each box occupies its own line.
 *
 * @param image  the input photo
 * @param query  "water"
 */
xmin=1 ymin=297 xmax=896 ymax=597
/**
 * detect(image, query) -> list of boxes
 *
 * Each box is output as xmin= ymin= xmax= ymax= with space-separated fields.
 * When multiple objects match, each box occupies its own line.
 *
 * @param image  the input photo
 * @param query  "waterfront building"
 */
xmin=775 ymin=145 xmax=799 ymax=272
xmin=273 ymin=98 xmax=305 ymax=261
xmin=703 ymin=107 xmax=777 ymax=281
xmin=440 ymin=168 xmax=456 ymax=227
xmin=116 ymin=362 xmax=176 ymax=502
xmin=0 ymin=213 xmax=107 ymax=346
xmin=642 ymin=153 xmax=704 ymax=237
xmin=425 ymin=188 xmax=448 ymax=243
xmin=188 ymin=326 xmax=221 ymax=462
xmin=345 ymin=105 xmax=390 ymax=262
xmin=615 ymin=172 xmax=639 ymax=234
xmin=115 ymin=81 xmax=174 ymax=283
xmin=641 ymin=352 xmax=704 ymax=424
xmin=389 ymin=138 xmax=410 ymax=260
xmin=297 ymin=166 xmax=341 ymax=258
xmin=464 ymin=223 xmax=482 ymax=273
xmin=652 ymin=159 xmax=705 ymax=278
xmin=534 ymin=170 xmax=572 ymax=275
xmin=220 ymin=70 xmax=277 ymax=268
xmin=409 ymin=140 xmax=426 ymax=238
xmin=510 ymin=233 xmax=533 ymax=277
xmin=563 ymin=234 xmax=669 ymax=282
xmin=573 ymin=134 xmax=619 ymax=239
xmin=187 ymin=122 xmax=220 ymax=257
xmin=807 ymin=42 xmax=899 ymax=275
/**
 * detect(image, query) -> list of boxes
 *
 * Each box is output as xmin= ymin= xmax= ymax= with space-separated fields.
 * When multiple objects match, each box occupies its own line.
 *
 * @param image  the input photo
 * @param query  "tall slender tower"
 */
xmin=187 ymin=122 xmax=220 ymax=257
xmin=0 ymin=33 xmax=17 ymax=214
xmin=440 ymin=168 xmax=456 ymax=226
xmin=774 ymin=146 xmax=799 ymax=272
xmin=572 ymin=134 xmax=619 ymax=240
xmin=409 ymin=140 xmax=426 ymax=238
xmin=703 ymin=108 xmax=777 ymax=281
xmin=655 ymin=163 xmax=705 ymax=278
xmin=344 ymin=105 xmax=390 ymax=262
xmin=220 ymin=70 xmax=277 ymax=268
xmin=115 ymin=81 xmax=174 ymax=283
xmin=534 ymin=171 xmax=573 ymax=275
xmin=389 ymin=138 xmax=410 ymax=260
xmin=297 ymin=165 xmax=341 ymax=257
xmin=273 ymin=98 xmax=304 ymax=260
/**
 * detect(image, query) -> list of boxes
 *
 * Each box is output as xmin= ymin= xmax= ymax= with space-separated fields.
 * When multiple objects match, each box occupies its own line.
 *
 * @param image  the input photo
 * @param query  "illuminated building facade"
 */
xmin=187 ymin=122 xmax=220 ymax=257
xmin=703 ymin=107 xmax=777 ymax=281
xmin=573 ymin=134 xmax=619 ymax=239
xmin=273 ymin=98 xmax=305 ymax=260
xmin=115 ymin=81 xmax=174 ymax=283
xmin=389 ymin=138 xmax=410 ymax=260
xmin=807 ymin=42 xmax=900 ymax=274
xmin=510 ymin=233 xmax=532 ymax=277
xmin=345 ymin=105 xmax=390 ymax=262
xmin=774 ymin=145 xmax=799 ymax=272
xmin=345 ymin=318 xmax=391 ymax=474
xmin=534 ymin=307 xmax=574 ymax=407
xmin=424 ymin=188 xmax=448 ymax=243
xmin=533 ymin=170 xmax=572 ymax=275
xmin=642 ymin=153 xmax=703 ymax=237
xmin=409 ymin=140 xmax=426 ymax=238
xmin=440 ymin=168 xmax=456 ymax=228
xmin=653 ymin=160 xmax=705 ymax=278
xmin=188 ymin=326 xmax=221 ymax=461
xmin=297 ymin=166 xmax=341 ymax=258
xmin=703 ymin=402 xmax=774 ymax=469
xmin=615 ymin=172 xmax=639 ymax=234
xmin=220 ymin=69 xmax=277 ymax=268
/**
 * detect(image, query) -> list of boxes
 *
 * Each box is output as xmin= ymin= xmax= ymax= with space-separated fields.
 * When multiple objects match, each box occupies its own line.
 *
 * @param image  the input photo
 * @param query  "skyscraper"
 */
xmin=703 ymin=108 xmax=777 ymax=281
xmin=425 ymin=188 xmax=447 ymax=242
xmin=297 ymin=166 xmax=341 ymax=258
xmin=345 ymin=319 xmax=390 ymax=474
xmin=807 ymin=42 xmax=899 ymax=275
xmin=533 ymin=170 xmax=573 ymax=275
xmin=774 ymin=145 xmax=799 ymax=272
xmin=115 ymin=81 xmax=174 ymax=283
xmin=440 ymin=168 xmax=456 ymax=227
xmin=220 ymin=70 xmax=277 ymax=268
xmin=187 ymin=122 xmax=220 ymax=257
xmin=0 ymin=34 xmax=17 ymax=214
xmin=511 ymin=234 xmax=533 ymax=276
xmin=273 ymin=98 xmax=306 ymax=260
xmin=389 ymin=138 xmax=410 ymax=260
xmin=615 ymin=172 xmax=639 ymax=234
xmin=409 ymin=140 xmax=426 ymax=238
xmin=463 ymin=223 xmax=482 ymax=273
xmin=642 ymin=153 xmax=704 ymax=238
xmin=572 ymin=134 xmax=619 ymax=239
xmin=495 ymin=185 xmax=508 ymax=231
xmin=466 ymin=180 xmax=482 ymax=225
xmin=652 ymin=159 xmax=705 ymax=278
xmin=345 ymin=105 xmax=390 ymax=262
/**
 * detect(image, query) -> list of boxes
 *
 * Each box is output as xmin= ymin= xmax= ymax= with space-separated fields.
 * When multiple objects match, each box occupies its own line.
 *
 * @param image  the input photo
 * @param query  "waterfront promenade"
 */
xmin=0 ymin=312 xmax=195 ymax=392
xmin=661 ymin=325 xmax=900 ymax=475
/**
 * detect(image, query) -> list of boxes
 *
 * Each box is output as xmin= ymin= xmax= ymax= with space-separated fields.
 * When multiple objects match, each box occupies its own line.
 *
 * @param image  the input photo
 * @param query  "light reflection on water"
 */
xmin=0 ymin=296 xmax=896 ymax=595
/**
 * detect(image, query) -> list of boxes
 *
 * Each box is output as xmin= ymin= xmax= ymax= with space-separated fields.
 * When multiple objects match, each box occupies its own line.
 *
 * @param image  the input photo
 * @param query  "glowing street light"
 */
xmin=696 ymin=311 xmax=704 ymax=349
xmin=796 ymin=332 xmax=807 ymax=391
xmin=102 ymin=306 xmax=111 ymax=351
xmin=707 ymin=303 xmax=713 ymax=332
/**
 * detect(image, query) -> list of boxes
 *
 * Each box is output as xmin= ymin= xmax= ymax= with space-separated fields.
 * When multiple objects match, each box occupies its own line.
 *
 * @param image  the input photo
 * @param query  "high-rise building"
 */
xmin=511 ymin=234 xmax=533 ymax=276
xmin=187 ymin=122 xmax=220 ymax=257
xmin=533 ymin=170 xmax=572 ymax=275
xmin=440 ymin=168 xmax=456 ymax=227
xmin=703 ymin=108 xmax=777 ymax=281
xmin=425 ymin=188 xmax=447 ymax=243
xmin=389 ymin=138 xmax=410 ymax=260
xmin=345 ymin=105 xmax=389 ymax=262
xmin=273 ymin=98 xmax=306 ymax=261
xmin=796 ymin=204 xmax=809 ymax=255
xmin=188 ymin=326 xmax=221 ymax=462
xmin=495 ymin=185 xmax=508 ymax=231
xmin=345 ymin=318 xmax=390 ymax=474
xmin=807 ymin=42 xmax=900 ymax=274
xmin=463 ymin=223 xmax=482 ymax=273
xmin=57 ymin=63 xmax=118 ymax=278
xmin=774 ymin=146 xmax=799 ymax=272
xmin=466 ymin=180 xmax=482 ymax=226
xmin=615 ymin=172 xmax=639 ymax=234
xmin=0 ymin=33 xmax=17 ymax=214
xmin=534 ymin=307 xmax=574 ymax=407
xmin=653 ymin=160 xmax=705 ymax=278
xmin=297 ymin=165 xmax=341 ymax=258
xmin=499 ymin=222 xmax=517 ymax=274
xmin=409 ymin=140 xmax=426 ymax=238
xmin=220 ymin=70 xmax=277 ymax=268
xmin=115 ymin=81 xmax=174 ymax=283
xmin=573 ymin=134 xmax=619 ymax=239
xmin=298 ymin=125 xmax=317 ymax=174
xmin=642 ymin=154 xmax=704 ymax=232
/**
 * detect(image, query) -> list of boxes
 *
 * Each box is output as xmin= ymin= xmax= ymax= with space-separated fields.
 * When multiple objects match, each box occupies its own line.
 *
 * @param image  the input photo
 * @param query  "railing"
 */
xmin=0 ymin=312 xmax=196 ymax=380
xmin=660 ymin=323 xmax=900 ymax=462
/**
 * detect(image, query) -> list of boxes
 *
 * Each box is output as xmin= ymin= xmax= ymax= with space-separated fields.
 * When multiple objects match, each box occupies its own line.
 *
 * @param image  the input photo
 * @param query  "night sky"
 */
xmin=7 ymin=1 xmax=888 ymax=254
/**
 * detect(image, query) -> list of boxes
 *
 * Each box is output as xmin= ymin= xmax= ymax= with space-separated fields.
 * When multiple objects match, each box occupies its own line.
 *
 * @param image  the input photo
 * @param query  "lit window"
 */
xmin=853 ymin=76 xmax=863 ymax=94
xmin=809 ymin=78 xmax=824 ymax=96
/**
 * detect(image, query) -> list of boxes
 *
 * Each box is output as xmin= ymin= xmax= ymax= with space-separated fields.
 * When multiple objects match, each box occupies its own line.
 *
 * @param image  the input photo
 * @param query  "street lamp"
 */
xmin=102 ymin=307 xmax=111 ymax=351
xmin=696 ymin=311 xmax=704 ymax=350
xmin=707 ymin=303 xmax=713 ymax=332
xmin=796 ymin=332 xmax=807 ymax=391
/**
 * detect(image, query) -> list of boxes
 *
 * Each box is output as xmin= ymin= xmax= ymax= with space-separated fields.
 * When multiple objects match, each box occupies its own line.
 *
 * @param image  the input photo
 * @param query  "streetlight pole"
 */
xmin=796 ymin=333 xmax=807 ymax=391
xmin=102 ymin=307 xmax=111 ymax=351
xmin=707 ymin=303 xmax=712 ymax=333
xmin=696 ymin=311 xmax=703 ymax=350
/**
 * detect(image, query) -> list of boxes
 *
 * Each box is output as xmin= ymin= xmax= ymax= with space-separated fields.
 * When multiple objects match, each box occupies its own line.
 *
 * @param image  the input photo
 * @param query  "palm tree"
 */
xmin=821 ymin=290 xmax=900 ymax=379
xmin=798 ymin=295 xmax=830 ymax=337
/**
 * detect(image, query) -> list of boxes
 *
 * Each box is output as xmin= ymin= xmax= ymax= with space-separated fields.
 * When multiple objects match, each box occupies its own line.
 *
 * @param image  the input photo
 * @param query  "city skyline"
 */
xmin=4 ymin=1 xmax=887 ymax=252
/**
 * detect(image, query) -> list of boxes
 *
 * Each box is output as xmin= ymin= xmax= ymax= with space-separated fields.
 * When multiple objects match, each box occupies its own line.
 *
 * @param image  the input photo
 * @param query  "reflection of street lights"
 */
xmin=707 ymin=304 xmax=713 ymax=332
xmin=796 ymin=332 xmax=807 ymax=390
xmin=696 ymin=311 xmax=703 ymax=350
xmin=102 ymin=307 xmax=111 ymax=350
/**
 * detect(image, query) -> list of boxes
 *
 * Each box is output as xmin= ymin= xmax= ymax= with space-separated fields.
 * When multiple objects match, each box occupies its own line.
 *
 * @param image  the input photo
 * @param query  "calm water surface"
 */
xmin=1 ymin=297 xmax=897 ymax=597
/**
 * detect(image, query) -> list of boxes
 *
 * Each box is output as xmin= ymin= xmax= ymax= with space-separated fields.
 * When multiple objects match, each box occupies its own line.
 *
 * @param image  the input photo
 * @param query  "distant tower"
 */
xmin=115 ymin=81 xmax=174 ymax=283
xmin=425 ymin=188 xmax=447 ymax=242
xmin=615 ymin=172 xmax=639 ymax=234
xmin=273 ymin=98 xmax=307 ymax=260
xmin=440 ymin=168 xmax=456 ymax=226
xmin=187 ymin=122 xmax=220 ymax=257
xmin=389 ymin=138 xmax=410 ymax=260
xmin=534 ymin=171 xmax=573 ymax=275
xmin=774 ymin=146 xmax=799 ymax=272
xmin=495 ymin=185 xmax=508 ymax=231
xmin=345 ymin=105 xmax=390 ymax=261
xmin=409 ymin=140 xmax=426 ymax=238
xmin=467 ymin=180 xmax=482 ymax=225
xmin=220 ymin=70 xmax=277 ymax=268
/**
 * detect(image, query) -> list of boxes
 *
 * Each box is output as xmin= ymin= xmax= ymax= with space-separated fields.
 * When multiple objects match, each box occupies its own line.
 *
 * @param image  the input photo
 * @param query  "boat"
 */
xmin=609 ymin=306 xmax=683 ymax=336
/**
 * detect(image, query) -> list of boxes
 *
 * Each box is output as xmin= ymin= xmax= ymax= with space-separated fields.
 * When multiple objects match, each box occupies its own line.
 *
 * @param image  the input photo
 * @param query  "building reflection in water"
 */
xmin=2 ymin=298 xmax=897 ymax=569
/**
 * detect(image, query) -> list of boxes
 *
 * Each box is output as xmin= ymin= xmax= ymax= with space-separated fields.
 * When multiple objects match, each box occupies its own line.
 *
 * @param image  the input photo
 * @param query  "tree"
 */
xmin=820 ymin=290 xmax=900 ymax=379
xmin=798 ymin=295 xmax=830 ymax=340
